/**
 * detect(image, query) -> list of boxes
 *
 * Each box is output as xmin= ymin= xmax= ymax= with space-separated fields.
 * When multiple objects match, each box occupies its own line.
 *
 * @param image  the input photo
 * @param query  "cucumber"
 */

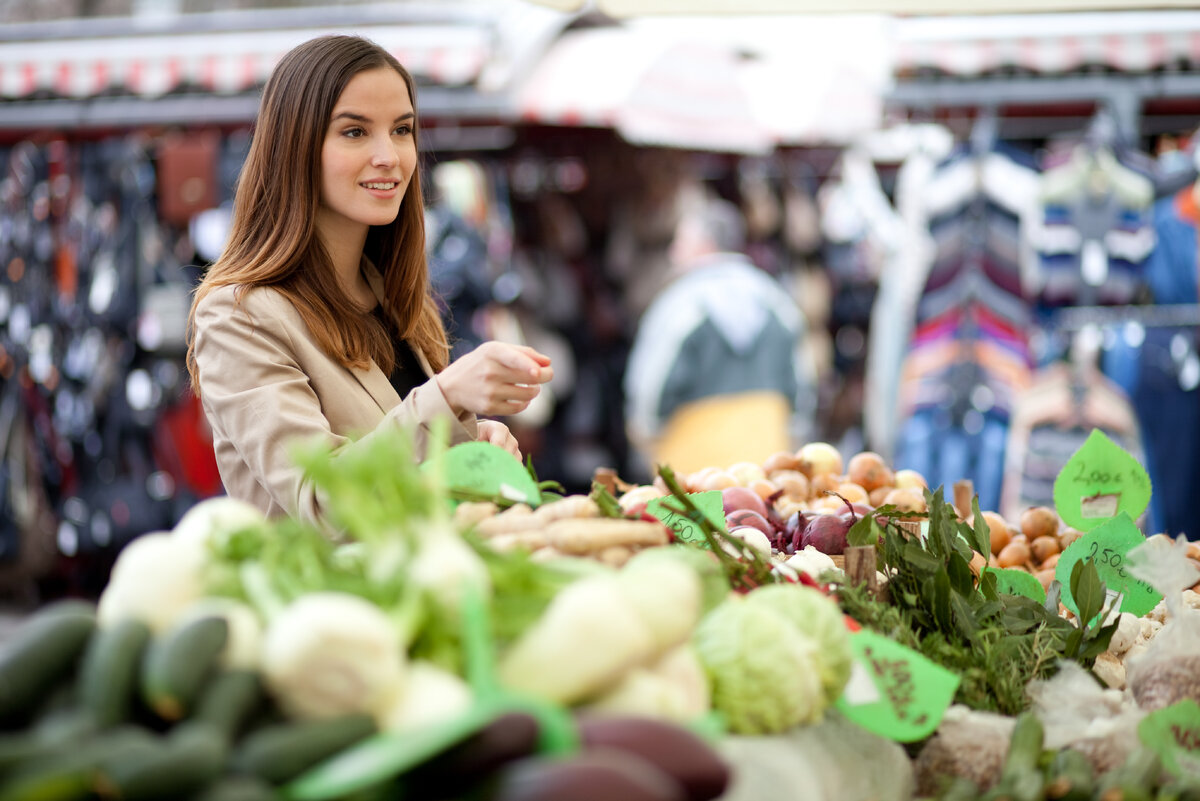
xmin=191 ymin=670 xmax=264 ymax=743
xmin=94 ymin=722 xmax=227 ymax=801
xmin=232 ymin=713 xmax=377 ymax=785
xmin=79 ymin=618 xmax=152 ymax=729
xmin=0 ymin=601 xmax=96 ymax=726
xmin=0 ymin=726 xmax=155 ymax=801
xmin=140 ymin=616 xmax=227 ymax=722
xmin=186 ymin=775 xmax=277 ymax=801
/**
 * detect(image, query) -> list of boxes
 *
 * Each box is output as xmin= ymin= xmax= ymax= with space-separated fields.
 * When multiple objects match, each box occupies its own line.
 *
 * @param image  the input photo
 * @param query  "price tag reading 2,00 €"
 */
xmin=834 ymin=629 xmax=960 ymax=743
xmin=646 ymin=492 xmax=725 ymax=545
xmin=1053 ymin=429 xmax=1152 ymax=532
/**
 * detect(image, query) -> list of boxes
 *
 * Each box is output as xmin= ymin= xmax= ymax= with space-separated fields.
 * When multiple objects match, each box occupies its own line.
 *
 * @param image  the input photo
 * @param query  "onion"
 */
xmin=997 ymin=541 xmax=1032 ymax=569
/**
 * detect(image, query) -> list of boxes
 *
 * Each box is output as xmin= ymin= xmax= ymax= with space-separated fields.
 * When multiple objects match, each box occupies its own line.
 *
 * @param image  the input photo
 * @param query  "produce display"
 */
xmin=2 ymin=424 xmax=1198 ymax=801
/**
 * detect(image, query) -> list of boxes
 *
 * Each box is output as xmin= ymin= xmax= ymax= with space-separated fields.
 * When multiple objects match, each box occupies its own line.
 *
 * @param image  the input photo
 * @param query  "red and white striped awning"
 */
xmin=514 ymin=26 xmax=774 ymax=155
xmin=894 ymin=11 xmax=1200 ymax=76
xmin=0 ymin=23 xmax=491 ymax=99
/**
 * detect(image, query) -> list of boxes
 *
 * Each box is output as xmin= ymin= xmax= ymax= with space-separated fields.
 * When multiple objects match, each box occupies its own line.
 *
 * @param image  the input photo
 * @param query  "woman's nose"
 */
xmin=371 ymin=136 xmax=398 ymax=167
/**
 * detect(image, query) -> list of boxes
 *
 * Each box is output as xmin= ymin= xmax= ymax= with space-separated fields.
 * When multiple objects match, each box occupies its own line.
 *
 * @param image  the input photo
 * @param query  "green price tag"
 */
xmin=1054 ymin=513 xmax=1162 ymax=618
xmin=834 ymin=629 xmax=960 ymax=743
xmin=646 ymin=492 xmax=725 ymax=545
xmin=439 ymin=442 xmax=542 ymax=507
xmin=983 ymin=567 xmax=1046 ymax=603
xmin=1053 ymin=429 xmax=1152 ymax=532
xmin=1138 ymin=700 xmax=1200 ymax=780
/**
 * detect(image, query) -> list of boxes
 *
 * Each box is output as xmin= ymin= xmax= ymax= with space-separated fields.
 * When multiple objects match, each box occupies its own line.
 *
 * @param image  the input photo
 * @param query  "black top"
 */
xmin=372 ymin=305 xmax=424 ymax=400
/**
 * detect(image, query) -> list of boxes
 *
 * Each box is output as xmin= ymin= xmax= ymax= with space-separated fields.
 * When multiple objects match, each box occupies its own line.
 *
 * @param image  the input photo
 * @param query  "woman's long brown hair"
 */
xmin=186 ymin=34 xmax=449 ymax=395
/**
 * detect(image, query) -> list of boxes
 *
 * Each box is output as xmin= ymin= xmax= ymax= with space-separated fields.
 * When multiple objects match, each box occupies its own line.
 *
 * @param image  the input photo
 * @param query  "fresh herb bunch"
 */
xmin=647 ymin=465 xmax=781 ymax=593
xmin=838 ymin=488 xmax=1118 ymax=716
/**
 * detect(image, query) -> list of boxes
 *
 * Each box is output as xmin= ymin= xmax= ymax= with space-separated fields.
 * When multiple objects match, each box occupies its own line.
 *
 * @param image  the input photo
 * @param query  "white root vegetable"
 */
xmin=498 ymin=575 xmax=655 ymax=704
xmin=532 ymin=495 xmax=601 ymax=522
xmin=97 ymin=532 xmax=208 ymax=633
xmin=381 ymin=661 xmax=473 ymax=733
xmin=172 ymin=497 xmax=267 ymax=550
xmin=584 ymin=645 xmax=710 ymax=723
xmin=546 ymin=518 xmax=669 ymax=554
xmin=408 ymin=525 xmax=491 ymax=612
xmin=617 ymin=557 xmax=703 ymax=654
xmin=261 ymin=592 xmax=405 ymax=723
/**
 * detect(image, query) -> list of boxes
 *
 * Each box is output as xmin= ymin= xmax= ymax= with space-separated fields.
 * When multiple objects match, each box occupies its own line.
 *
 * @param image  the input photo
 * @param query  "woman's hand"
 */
xmin=476 ymin=419 xmax=521 ymax=459
xmin=435 ymin=341 xmax=553 ymax=418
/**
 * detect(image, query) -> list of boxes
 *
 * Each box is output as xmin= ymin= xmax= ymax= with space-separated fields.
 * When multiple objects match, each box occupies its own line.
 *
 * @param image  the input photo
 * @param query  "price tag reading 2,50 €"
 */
xmin=646 ymin=492 xmax=725 ymax=545
xmin=1055 ymin=513 xmax=1162 ymax=618
xmin=834 ymin=629 xmax=960 ymax=743
xmin=1053 ymin=429 xmax=1152 ymax=532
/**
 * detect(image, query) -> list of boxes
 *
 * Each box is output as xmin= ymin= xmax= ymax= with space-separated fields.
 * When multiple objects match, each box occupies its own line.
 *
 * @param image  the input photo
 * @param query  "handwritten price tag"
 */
xmin=646 ymin=492 xmax=725 ymax=545
xmin=834 ymin=629 xmax=960 ymax=743
xmin=439 ymin=442 xmax=542 ymax=507
xmin=1054 ymin=513 xmax=1162 ymax=618
xmin=1053 ymin=429 xmax=1152 ymax=532
xmin=983 ymin=567 xmax=1046 ymax=604
xmin=1139 ymin=700 xmax=1200 ymax=780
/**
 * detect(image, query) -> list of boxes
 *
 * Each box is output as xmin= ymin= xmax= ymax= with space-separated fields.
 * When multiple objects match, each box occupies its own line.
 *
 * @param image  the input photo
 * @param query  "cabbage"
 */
xmin=693 ymin=595 xmax=824 ymax=734
xmin=744 ymin=583 xmax=853 ymax=705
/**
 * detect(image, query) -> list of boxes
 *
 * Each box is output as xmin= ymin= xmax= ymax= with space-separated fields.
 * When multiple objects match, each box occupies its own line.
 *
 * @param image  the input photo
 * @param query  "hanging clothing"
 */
xmin=1129 ymin=184 xmax=1200 ymax=540
xmin=1031 ymin=146 xmax=1156 ymax=313
xmin=892 ymin=143 xmax=1041 ymax=512
xmin=1000 ymin=361 xmax=1145 ymax=523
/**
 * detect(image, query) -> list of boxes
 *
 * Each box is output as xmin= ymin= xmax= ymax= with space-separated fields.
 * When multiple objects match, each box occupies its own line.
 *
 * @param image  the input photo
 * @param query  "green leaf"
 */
xmin=903 ymin=541 xmax=942 ymax=574
xmin=949 ymin=593 xmax=980 ymax=643
xmin=1071 ymin=558 xmax=1106 ymax=628
xmin=933 ymin=570 xmax=953 ymax=633
xmin=1064 ymin=626 xmax=1085 ymax=659
xmin=847 ymin=513 xmax=882 ymax=548
xmin=980 ymin=570 xmax=999 ymax=602
xmin=1081 ymin=620 xmax=1118 ymax=660
xmin=969 ymin=497 xmax=992 ymax=558
xmin=947 ymin=553 xmax=975 ymax=596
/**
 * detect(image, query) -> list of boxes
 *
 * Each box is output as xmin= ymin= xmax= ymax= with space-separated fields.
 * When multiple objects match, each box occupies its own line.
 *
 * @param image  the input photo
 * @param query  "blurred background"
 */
xmin=1 ymin=0 xmax=1198 ymax=604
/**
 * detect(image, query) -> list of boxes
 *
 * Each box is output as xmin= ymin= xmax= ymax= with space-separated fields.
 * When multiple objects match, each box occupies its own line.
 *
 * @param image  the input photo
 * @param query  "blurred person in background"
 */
xmin=624 ymin=198 xmax=816 ymax=476
xmin=186 ymin=35 xmax=552 ymax=522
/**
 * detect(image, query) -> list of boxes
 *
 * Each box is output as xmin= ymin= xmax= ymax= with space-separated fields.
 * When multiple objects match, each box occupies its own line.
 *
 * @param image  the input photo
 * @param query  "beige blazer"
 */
xmin=191 ymin=266 xmax=476 ymax=523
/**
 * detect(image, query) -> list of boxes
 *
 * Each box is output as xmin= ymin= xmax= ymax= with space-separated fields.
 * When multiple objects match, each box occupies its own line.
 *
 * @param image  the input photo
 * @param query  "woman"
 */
xmin=187 ymin=35 xmax=552 ymax=522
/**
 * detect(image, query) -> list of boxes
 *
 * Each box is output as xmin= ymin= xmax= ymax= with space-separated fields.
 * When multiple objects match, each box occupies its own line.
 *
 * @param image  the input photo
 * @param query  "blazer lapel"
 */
xmin=350 ymin=259 xmax=435 ymax=413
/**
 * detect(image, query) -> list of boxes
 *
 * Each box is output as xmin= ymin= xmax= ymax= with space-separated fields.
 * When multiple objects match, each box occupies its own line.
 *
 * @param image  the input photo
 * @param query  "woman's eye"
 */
xmin=394 ymin=125 xmax=413 ymax=136
xmin=341 ymin=127 xmax=365 ymax=138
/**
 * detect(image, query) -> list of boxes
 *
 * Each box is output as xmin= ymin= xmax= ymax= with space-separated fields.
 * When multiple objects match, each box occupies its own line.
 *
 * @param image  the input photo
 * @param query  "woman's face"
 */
xmin=316 ymin=66 xmax=418 ymax=244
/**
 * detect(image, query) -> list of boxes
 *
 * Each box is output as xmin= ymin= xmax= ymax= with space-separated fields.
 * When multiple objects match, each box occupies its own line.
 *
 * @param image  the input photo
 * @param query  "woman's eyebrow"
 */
xmin=330 ymin=111 xmax=415 ymax=123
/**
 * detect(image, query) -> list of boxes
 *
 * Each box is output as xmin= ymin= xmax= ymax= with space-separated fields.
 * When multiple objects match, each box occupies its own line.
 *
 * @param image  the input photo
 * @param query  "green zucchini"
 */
xmin=78 ymin=618 xmax=152 ymax=729
xmin=140 ymin=616 xmax=227 ymax=722
xmin=94 ymin=722 xmax=227 ymax=800
xmin=232 ymin=713 xmax=377 ymax=785
xmin=0 ymin=601 xmax=96 ymax=726
xmin=191 ymin=670 xmax=264 ymax=744
xmin=0 ymin=725 xmax=155 ymax=801
xmin=186 ymin=775 xmax=278 ymax=801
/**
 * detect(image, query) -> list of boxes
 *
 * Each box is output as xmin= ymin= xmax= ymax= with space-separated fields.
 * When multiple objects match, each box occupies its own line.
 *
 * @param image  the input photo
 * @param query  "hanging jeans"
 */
xmin=1131 ymin=326 xmax=1200 ymax=540
xmin=895 ymin=408 xmax=1010 ymax=512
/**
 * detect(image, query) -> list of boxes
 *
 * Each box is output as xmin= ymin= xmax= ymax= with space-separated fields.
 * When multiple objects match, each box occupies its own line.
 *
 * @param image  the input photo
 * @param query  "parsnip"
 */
xmin=546 ymin=519 xmax=669 ymax=554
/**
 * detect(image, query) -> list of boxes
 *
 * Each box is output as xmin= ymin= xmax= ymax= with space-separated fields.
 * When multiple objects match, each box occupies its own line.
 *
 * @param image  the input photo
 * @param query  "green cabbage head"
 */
xmin=693 ymin=594 xmax=824 ymax=735
xmin=743 ymin=583 xmax=853 ymax=705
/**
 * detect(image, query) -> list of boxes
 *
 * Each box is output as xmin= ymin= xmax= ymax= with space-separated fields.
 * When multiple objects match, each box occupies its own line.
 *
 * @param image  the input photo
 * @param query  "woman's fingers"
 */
xmin=437 ymin=341 xmax=554 ymax=417
xmin=477 ymin=420 xmax=520 ymax=459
